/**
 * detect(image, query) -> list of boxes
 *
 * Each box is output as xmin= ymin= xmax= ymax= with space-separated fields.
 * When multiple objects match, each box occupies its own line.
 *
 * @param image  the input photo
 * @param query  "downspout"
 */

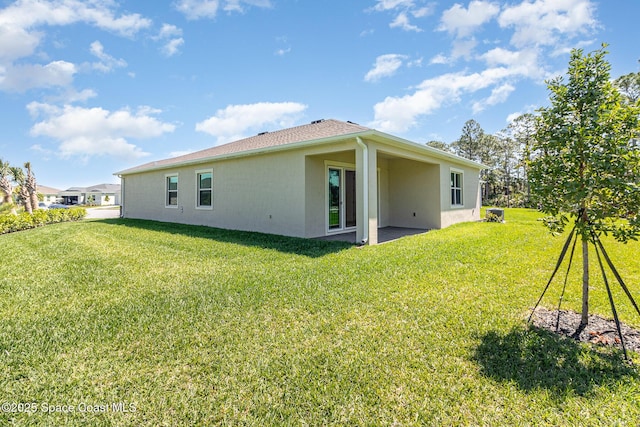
xmin=118 ymin=175 xmax=124 ymax=218
xmin=356 ymin=136 xmax=369 ymax=245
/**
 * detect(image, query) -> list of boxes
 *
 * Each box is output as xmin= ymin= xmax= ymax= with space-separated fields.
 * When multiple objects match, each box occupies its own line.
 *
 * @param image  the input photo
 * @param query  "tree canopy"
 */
xmin=529 ymin=46 xmax=640 ymax=243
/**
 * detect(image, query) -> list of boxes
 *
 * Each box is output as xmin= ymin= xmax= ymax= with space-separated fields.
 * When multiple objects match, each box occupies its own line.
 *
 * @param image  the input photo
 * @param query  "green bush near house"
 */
xmin=0 ymin=207 xmax=86 ymax=234
xmin=0 ymin=208 xmax=638 ymax=426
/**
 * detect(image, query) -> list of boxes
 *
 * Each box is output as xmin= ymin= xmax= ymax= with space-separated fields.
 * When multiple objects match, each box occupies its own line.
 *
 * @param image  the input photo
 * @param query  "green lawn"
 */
xmin=1 ymin=209 xmax=639 ymax=426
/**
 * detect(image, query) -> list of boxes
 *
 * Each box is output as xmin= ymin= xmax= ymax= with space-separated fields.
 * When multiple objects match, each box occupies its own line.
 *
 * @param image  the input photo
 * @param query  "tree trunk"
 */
xmin=20 ymin=186 xmax=32 ymax=214
xmin=581 ymin=236 xmax=589 ymax=326
xmin=29 ymin=188 xmax=39 ymax=211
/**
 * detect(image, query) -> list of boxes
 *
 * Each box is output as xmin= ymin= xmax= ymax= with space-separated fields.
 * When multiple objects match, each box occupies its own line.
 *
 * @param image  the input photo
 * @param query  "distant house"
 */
xmin=116 ymin=119 xmax=485 ymax=245
xmin=59 ymin=184 xmax=121 ymax=206
xmin=36 ymin=185 xmax=62 ymax=205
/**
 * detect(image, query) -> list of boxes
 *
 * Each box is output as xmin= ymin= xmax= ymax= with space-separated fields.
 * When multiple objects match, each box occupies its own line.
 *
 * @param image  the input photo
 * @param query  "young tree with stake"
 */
xmin=528 ymin=45 xmax=640 ymax=327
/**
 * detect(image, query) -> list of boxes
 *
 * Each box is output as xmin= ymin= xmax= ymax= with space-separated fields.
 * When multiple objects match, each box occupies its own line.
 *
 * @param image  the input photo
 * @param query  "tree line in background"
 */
xmin=428 ymin=69 xmax=640 ymax=208
xmin=0 ymin=159 xmax=40 ymax=215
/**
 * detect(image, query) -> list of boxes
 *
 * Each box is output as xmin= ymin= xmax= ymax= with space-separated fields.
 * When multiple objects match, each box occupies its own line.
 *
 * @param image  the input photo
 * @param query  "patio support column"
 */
xmin=356 ymin=137 xmax=378 ymax=245
xmin=367 ymin=142 xmax=378 ymax=245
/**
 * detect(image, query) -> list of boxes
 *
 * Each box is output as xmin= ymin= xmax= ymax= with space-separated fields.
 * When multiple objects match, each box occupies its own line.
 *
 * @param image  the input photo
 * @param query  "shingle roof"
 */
xmin=37 ymin=185 xmax=61 ymax=194
xmin=117 ymin=119 xmax=370 ymax=175
xmin=87 ymin=183 xmax=121 ymax=192
xmin=62 ymin=183 xmax=122 ymax=193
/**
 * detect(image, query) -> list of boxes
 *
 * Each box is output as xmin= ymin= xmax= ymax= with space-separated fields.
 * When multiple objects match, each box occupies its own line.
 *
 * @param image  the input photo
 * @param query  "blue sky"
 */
xmin=0 ymin=0 xmax=638 ymax=190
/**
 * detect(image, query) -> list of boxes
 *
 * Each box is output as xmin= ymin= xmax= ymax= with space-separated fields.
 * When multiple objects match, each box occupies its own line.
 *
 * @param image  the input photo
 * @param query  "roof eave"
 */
xmin=367 ymin=130 xmax=489 ymax=169
xmin=114 ymin=130 xmax=372 ymax=176
xmin=114 ymin=128 xmax=487 ymax=177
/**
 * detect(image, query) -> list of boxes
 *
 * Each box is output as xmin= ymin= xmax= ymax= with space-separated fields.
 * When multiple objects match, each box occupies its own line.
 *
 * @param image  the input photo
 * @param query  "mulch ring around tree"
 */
xmin=530 ymin=307 xmax=640 ymax=354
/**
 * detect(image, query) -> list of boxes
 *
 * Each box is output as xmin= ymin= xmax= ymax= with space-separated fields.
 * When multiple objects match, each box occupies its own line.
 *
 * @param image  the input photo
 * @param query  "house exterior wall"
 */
xmin=304 ymin=149 xmax=355 ymax=237
xmin=304 ymin=147 xmax=357 ymax=238
xmin=123 ymin=149 xmax=307 ymax=237
xmin=86 ymin=193 xmax=119 ymax=206
xmin=377 ymin=157 xmax=390 ymax=228
xmin=439 ymin=161 xmax=482 ymax=228
xmin=42 ymin=194 xmax=58 ymax=204
xmin=387 ymin=158 xmax=441 ymax=229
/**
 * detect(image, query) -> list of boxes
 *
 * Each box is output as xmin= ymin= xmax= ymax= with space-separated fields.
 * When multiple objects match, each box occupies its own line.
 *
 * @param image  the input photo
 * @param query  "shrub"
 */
xmin=0 ymin=207 xmax=86 ymax=235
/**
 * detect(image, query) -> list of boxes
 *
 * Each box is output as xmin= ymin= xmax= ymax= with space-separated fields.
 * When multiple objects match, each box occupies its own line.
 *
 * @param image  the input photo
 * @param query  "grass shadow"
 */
xmin=95 ymin=218 xmax=353 ymax=258
xmin=473 ymin=325 xmax=638 ymax=398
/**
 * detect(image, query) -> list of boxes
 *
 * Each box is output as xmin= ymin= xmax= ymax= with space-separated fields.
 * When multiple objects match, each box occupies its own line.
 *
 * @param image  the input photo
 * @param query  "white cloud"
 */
xmin=428 ymin=39 xmax=477 ymax=65
xmin=472 ymin=83 xmax=515 ymax=113
xmin=412 ymin=6 xmax=433 ymax=18
xmin=195 ymin=102 xmax=307 ymax=144
xmin=275 ymin=47 xmax=291 ymax=56
xmin=430 ymin=53 xmax=449 ymax=65
xmin=498 ymin=0 xmax=597 ymax=48
xmin=89 ymin=41 xmax=127 ymax=72
xmin=274 ymin=36 xmax=291 ymax=56
xmin=175 ymin=0 xmax=218 ymax=19
xmin=372 ymin=0 xmax=415 ymax=12
xmin=28 ymin=103 xmax=176 ymax=159
xmin=0 ymin=60 xmax=76 ymax=92
xmin=407 ymin=57 xmax=423 ymax=68
xmin=158 ymin=24 xmax=183 ymax=39
xmin=370 ymin=0 xmax=435 ymax=32
xmin=479 ymin=47 xmax=547 ymax=79
xmin=390 ymin=12 xmax=422 ymax=32
xmin=46 ymin=88 xmax=98 ymax=104
xmin=451 ymin=38 xmax=478 ymax=60
xmin=154 ymin=24 xmax=184 ymax=57
xmin=505 ymin=105 xmax=537 ymax=124
xmin=0 ymin=24 xmax=41 ymax=62
xmin=438 ymin=1 xmax=500 ymax=38
xmin=0 ymin=0 xmax=151 ymax=37
xmin=175 ymin=0 xmax=272 ymax=20
xmin=224 ymin=0 xmax=272 ymax=13
xmin=360 ymin=28 xmax=375 ymax=37
xmin=0 ymin=0 xmax=151 ymax=92
xmin=370 ymin=67 xmax=514 ymax=132
xmin=30 ymin=143 xmax=55 ymax=159
xmin=364 ymin=54 xmax=408 ymax=82
xmin=506 ymin=111 xmax=522 ymax=124
xmin=162 ymin=38 xmax=185 ymax=57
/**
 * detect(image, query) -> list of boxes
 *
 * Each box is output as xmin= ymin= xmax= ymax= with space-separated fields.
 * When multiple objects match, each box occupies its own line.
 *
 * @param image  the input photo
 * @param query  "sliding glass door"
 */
xmin=328 ymin=167 xmax=356 ymax=232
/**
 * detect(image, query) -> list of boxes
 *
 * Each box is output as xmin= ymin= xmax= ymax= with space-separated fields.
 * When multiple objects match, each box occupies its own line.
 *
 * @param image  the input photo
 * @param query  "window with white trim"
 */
xmin=450 ymin=170 xmax=463 ymax=206
xmin=196 ymin=170 xmax=213 ymax=208
xmin=166 ymin=174 xmax=178 ymax=207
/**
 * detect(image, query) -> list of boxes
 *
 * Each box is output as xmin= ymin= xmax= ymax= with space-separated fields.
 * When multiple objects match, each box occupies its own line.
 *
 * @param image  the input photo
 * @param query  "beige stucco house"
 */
xmin=115 ymin=119 xmax=485 ymax=245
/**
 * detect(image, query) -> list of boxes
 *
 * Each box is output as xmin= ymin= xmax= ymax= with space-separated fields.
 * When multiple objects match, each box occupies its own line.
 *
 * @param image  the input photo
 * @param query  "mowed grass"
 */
xmin=1 ymin=209 xmax=639 ymax=426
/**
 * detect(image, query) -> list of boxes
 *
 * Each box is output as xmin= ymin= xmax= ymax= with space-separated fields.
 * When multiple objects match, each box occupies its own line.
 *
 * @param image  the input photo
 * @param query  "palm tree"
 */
xmin=10 ymin=166 xmax=32 ymax=214
xmin=0 ymin=159 xmax=17 ymax=215
xmin=24 ymin=162 xmax=39 ymax=210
